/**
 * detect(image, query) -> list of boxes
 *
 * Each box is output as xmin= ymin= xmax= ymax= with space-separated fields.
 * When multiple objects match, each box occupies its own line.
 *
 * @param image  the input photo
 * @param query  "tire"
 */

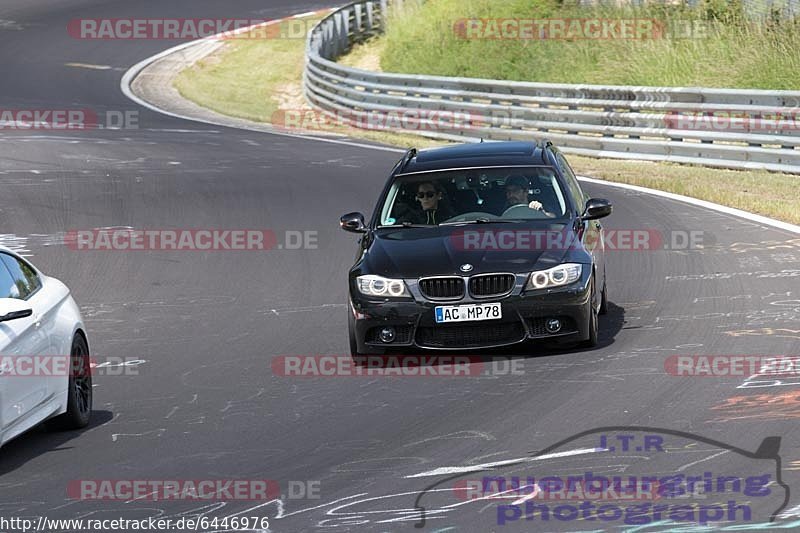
xmin=349 ymin=318 xmax=384 ymax=359
xmin=349 ymin=320 xmax=361 ymax=357
xmin=47 ymin=334 xmax=92 ymax=431
xmin=599 ymin=278 xmax=608 ymax=315
xmin=580 ymin=277 xmax=599 ymax=348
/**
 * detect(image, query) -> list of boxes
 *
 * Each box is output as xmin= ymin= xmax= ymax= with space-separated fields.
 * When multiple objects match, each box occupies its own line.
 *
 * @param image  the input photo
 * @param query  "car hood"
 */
xmin=362 ymin=223 xmax=586 ymax=278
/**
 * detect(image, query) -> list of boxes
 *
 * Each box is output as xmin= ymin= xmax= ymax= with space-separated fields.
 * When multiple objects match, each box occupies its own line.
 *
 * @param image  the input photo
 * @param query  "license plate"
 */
xmin=435 ymin=303 xmax=502 ymax=323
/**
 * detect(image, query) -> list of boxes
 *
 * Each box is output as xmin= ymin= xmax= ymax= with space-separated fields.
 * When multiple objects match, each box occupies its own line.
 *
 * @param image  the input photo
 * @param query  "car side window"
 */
xmin=0 ymin=260 xmax=18 ymax=299
xmin=556 ymin=153 xmax=587 ymax=213
xmin=0 ymin=253 xmax=42 ymax=300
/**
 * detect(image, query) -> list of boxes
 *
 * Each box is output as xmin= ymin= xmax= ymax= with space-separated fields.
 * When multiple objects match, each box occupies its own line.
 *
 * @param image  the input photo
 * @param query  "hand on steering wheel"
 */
xmin=501 ymin=202 xmax=555 ymax=218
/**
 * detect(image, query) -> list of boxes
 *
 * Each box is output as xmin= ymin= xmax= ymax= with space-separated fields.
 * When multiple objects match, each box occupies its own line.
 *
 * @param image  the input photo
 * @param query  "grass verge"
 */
xmin=174 ymin=17 xmax=440 ymax=149
xmin=567 ymin=156 xmax=799 ymax=225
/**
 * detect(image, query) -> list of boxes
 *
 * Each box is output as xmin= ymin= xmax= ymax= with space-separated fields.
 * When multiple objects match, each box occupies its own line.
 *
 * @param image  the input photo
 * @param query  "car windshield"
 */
xmin=378 ymin=166 xmax=569 ymax=227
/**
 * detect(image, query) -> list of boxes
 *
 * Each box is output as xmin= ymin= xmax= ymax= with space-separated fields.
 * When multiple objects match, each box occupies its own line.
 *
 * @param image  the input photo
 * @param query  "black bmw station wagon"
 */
xmin=340 ymin=140 xmax=612 ymax=356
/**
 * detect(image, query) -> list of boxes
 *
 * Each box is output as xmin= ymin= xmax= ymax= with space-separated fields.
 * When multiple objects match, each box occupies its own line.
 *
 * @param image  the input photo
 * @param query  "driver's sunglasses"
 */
xmin=416 ymin=191 xmax=437 ymax=199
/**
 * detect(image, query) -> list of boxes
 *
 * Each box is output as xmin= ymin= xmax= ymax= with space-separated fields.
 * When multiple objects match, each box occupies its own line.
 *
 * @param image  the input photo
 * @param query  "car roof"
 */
xmin=397 ymin=141 xmax=550 ymax=175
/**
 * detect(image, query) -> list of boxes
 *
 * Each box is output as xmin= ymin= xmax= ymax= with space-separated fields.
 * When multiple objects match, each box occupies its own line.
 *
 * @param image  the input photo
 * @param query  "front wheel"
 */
xmin=47 ymin=334 xmax=92 ymax=431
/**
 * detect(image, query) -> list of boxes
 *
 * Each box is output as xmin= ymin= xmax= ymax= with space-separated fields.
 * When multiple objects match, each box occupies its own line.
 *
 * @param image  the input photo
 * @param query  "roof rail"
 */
xmin=539 ymin=138 xmax=553 ymax=149
xmin=398 ymin=147 xmax=417 ymax=173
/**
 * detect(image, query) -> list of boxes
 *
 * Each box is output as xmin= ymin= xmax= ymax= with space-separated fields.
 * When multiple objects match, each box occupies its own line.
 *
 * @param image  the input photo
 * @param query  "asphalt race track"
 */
xmin=1 ymin=0 xmax=800 ymax=531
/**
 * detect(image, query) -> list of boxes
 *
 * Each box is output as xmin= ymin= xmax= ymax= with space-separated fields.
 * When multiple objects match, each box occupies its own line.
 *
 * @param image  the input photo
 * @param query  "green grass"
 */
xmin=174 ymin=24 xmax=314 ymax=122
xmin=381 ymin=0 xmax=800 ymax=89
xmin=174 ymin=17 xmax=444 ymax=148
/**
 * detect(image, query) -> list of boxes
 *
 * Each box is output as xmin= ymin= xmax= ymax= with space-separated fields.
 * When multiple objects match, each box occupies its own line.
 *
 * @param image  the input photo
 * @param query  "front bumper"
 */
xmin=349 ymin=271 xmax=592 ymax=352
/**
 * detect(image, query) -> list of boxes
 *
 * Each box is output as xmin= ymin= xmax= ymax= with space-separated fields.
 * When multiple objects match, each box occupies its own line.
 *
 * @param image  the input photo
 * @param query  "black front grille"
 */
xmin=416 ymin=322 xmax=525 ymax=348
xmin=526 ymin=316 xmax=578 ymax=337
xmin=419 ymin=277 xmax=465 ymax=300
xmin=365 ymin=325 xmax=414 ymax=345
xmin=469 ymin=274 xmax=515 ymax=298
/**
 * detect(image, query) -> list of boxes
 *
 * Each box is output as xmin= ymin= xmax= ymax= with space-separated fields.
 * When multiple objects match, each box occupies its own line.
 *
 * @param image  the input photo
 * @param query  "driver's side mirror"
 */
xmin=582 ymin=198 xmax=612 ymax=220
xmin=340 ymin=212 xmax=367 ymax=233
xmin=0 ymin=298 xmax=33 ymax=323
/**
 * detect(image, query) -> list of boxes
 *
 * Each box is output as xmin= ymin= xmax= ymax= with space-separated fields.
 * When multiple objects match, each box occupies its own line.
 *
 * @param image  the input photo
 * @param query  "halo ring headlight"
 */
xmin=526 ymin=264 xmax=582 ymax=291
xmin=357 ymin=275 xmax=411 ymax=298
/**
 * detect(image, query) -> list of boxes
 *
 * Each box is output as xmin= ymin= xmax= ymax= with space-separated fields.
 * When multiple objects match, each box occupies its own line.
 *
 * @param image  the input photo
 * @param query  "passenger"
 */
xmin=412 ymin=181 xmax=452 ymax=224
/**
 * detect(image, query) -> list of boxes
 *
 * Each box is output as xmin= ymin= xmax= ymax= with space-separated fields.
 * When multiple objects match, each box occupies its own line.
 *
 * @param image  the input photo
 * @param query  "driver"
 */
xmin=503 ymin=175 xmax=556 ymax=217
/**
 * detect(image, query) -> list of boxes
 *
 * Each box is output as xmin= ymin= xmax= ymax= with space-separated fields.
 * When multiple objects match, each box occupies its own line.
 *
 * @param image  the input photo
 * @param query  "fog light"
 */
xmin=379 ymin=327 xmax=396 ymax=343
xmin=545 ymin=318 xmax=562 ymax=333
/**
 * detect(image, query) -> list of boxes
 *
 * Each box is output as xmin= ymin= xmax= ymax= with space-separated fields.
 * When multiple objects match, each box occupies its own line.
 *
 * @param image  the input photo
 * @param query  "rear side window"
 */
xmin=0 ymin=253 xmax=42 ymax=300
xmin=556 ymin=153 xmax=587 ymax=213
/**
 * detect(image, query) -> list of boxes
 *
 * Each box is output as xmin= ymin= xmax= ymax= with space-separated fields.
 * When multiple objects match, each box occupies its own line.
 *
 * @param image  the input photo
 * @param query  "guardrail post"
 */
xmin=366 ymin=2 xmax=375 ymax=32
xmin=354 ymin=4 xmax=363 ymax=35
xmin=323 ymin=19 xmax=333 ymax=58
xmin=333 ymin=12 xmax=344 ymax=57
xmin=380 ymin=0 xmax=388 ymax=30
xmin=342 ymin=7 xmax=351 ymax=46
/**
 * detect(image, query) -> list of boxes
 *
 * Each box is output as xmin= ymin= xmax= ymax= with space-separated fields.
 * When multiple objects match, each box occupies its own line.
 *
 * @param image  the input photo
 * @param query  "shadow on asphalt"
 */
xmin=492 ymin=299 xmax=626 ymax=357
xmin=0 ymin=410 xmax=114 ymax=475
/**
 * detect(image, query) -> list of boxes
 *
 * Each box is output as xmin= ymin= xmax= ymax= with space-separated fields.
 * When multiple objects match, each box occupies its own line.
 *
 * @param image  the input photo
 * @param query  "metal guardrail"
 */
xmin=303 ymin=0 xmax=800 ymax=174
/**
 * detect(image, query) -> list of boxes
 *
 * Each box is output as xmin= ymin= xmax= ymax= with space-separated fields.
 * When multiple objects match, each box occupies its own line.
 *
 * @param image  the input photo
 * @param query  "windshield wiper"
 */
xmin=440 ymin=218 xmax=517 ymax=226
xmin=378 ymin=222 xmax=436 ymax=228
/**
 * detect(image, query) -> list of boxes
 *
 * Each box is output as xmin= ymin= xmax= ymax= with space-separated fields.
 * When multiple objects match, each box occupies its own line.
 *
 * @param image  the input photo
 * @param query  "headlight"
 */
xmin=526 ymin=264 xmax=582 ymax=290
xmin=357 ymin=275 xmax=410 ymax=297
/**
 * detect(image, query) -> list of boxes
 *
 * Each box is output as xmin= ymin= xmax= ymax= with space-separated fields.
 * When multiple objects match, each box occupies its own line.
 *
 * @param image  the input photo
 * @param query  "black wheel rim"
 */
xmin=72 ymin=343 xmax=92 ymax=416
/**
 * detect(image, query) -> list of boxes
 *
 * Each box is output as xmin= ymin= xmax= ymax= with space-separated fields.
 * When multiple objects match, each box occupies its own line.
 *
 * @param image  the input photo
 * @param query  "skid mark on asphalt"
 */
xmin=333 ymin=457 xmax=430 ymax=473
xmin=405 ymin=447 xmax=604 ymax=478
xmin=268 ymin=303 xmax=345 ymax=316
xmin=0 ymin=19 xmax=25 ymax=30
xmin=402 ymin=431 xmax=496 ymax=448
xmin=710 ymin=391 xmax=800 ymax=422
xmin=64 ymin=62 xmax=115 ymax=70
xmin=111 ymin=428 xmax=166 ymax=442
xmin=0 ymin=233 xmax=65 ymax=255
xmin=667 ymin=269 xmax=800 ymax=281
xmin=724 ymin=328 xmax=800 ymax=340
